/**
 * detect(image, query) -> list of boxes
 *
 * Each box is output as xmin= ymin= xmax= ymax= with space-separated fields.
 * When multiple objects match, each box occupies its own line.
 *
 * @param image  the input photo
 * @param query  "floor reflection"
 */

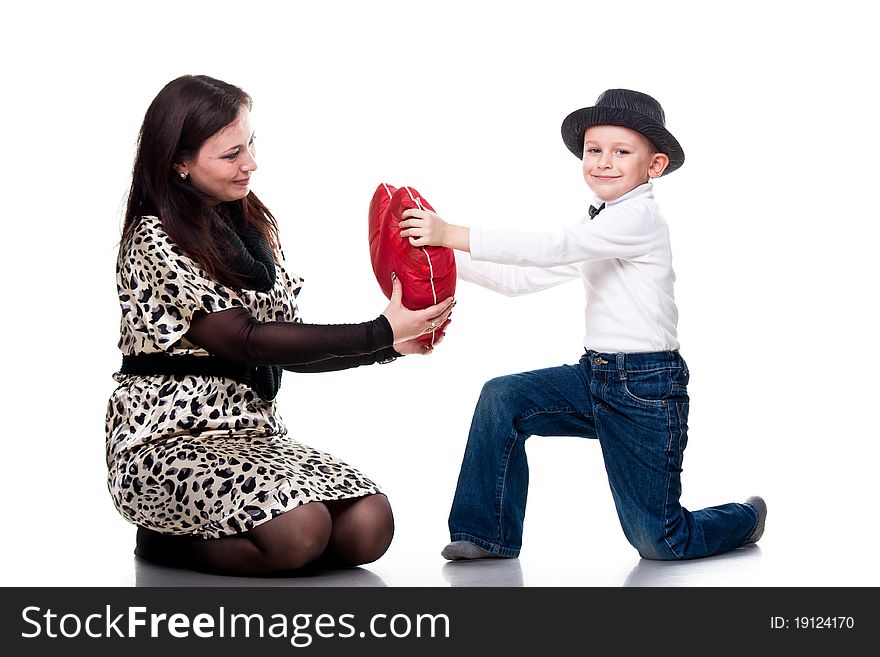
xmin=441 ymin=558 xmax=524 ymax=587
xmin=134 ymin=557 xmax=387 ymax=587
xmin=623 ymin=545 xmax=762 ymax=587
xmin=134 ymin=545 xmax=763 ymax=588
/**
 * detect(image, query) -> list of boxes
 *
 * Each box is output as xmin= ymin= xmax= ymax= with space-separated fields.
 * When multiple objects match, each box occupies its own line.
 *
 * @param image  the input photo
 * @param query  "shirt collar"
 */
xmin=593 ymin=182 xmax=654 ymax=209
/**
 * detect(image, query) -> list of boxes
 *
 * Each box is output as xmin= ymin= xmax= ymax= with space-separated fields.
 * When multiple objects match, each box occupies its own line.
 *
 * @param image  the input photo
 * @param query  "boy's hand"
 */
xmin=400 ymin=209 xmax=470 ymax=252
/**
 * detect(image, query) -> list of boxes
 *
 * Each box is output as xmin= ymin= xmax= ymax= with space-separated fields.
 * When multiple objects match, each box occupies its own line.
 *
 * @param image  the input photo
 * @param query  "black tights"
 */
xmin=134 ymin=494 xmax=394 ymax=576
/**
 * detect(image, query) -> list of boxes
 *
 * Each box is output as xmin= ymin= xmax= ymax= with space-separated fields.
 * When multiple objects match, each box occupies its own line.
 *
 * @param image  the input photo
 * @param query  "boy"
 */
xmin=399 ymin=89 xmax=766 ymax=561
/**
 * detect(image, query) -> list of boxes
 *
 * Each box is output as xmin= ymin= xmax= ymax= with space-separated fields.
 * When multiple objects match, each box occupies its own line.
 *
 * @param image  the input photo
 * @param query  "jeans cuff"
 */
xmin=450 ymin=532 xmax=520 ymax=558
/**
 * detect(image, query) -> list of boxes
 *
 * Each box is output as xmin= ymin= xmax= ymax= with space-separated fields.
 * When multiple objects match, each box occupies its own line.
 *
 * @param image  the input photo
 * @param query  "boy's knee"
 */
xmin=479 ymin=375 xmax=521 ymax=407
xmin=629 ymin=532 xmax=679 ymax=561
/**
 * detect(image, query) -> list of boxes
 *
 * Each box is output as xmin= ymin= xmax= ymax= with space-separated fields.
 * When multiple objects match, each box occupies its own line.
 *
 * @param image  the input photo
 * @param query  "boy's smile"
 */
xmin=581 ymin=125 xmax=668 ymax=202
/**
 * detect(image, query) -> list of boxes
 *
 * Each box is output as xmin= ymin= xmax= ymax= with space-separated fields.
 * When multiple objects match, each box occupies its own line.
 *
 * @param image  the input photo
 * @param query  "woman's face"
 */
xmin=176 ymin=106 xmax=257 ymax=204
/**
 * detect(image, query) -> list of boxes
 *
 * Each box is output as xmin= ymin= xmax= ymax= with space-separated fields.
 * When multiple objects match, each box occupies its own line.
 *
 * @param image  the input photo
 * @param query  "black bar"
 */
xmin=2 ymin=587 xmax=872 ymax=656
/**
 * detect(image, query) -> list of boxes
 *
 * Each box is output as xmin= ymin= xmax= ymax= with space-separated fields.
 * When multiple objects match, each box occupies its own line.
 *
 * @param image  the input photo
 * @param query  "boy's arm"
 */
xmin=400 ymin=209 xmax=470 ymax=251
xmin=455 ymin=251 xmax=580 ymax=296
xmin=401 ymin=204 xmax=654 ymax=268
xmin=400 ymin=210 xmax=578 ymax=294
xmin=439 ymin=224 xmax=470 ymax=252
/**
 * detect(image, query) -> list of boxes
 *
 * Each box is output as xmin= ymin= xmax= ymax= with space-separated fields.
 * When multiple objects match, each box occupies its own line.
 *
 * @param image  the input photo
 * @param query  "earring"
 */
xmin=179 ymin=172 xmax=187 ymax=180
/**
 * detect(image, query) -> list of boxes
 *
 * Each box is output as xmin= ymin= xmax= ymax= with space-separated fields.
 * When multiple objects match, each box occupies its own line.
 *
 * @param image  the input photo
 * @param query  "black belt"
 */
xmin=119 ymin=353 xmax=281 ymax=402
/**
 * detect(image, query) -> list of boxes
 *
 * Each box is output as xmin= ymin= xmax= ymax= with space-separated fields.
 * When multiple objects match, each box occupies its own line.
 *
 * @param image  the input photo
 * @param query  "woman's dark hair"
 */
xmin=122 ymin=74 xmax=279 ymax=288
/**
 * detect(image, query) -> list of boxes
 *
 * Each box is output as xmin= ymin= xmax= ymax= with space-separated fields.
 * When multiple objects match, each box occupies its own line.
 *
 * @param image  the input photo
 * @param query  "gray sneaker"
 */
xmin=744 ymin=496 xmax=767 ymax=544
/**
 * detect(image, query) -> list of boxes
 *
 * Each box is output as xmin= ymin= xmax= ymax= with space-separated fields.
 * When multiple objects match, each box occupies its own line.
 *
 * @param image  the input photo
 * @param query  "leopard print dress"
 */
xmin=105 ymin=215 xmax=380 ymax=539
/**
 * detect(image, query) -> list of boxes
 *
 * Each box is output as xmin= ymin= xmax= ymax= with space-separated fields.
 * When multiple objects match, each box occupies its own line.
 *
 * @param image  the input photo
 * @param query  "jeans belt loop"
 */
xmin=616 ymin=352 xmax=627 ymax=380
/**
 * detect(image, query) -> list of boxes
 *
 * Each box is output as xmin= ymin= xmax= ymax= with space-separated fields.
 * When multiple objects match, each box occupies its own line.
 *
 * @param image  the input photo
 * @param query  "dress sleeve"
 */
xmin=185 ymin=306 xmax=400 ymax=367
xmin=116 ymin=218 xmax=247 ymax=353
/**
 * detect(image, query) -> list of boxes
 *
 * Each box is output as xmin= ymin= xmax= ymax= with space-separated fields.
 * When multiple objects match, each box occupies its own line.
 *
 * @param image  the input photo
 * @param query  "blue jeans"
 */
xmin=448 ymin=350 xmax=759 ymax=560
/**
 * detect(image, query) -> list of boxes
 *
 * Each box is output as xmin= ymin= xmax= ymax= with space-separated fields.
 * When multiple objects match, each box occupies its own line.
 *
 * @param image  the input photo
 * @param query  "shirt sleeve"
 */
xmin=453 ymin=250 xmax=580 ymax=296
xmin=184 ymin=306 xmax=398 ymax=367
xmin=469 ymin=203 xmax=656 ymax=268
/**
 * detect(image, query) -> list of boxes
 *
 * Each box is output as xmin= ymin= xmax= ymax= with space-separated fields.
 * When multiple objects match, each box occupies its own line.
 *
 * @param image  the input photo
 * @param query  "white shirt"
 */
xmin=459 ymin=183 xmax=679 ymax=353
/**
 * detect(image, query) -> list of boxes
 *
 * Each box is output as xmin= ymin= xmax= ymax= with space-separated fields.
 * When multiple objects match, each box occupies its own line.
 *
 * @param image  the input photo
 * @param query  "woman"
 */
xmin=106 ymin=74 xmax=453 ymax=576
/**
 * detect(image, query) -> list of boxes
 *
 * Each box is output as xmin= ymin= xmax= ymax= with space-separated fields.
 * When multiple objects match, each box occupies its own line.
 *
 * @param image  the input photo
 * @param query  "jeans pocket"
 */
xmin=670 ymin=362 xmax=690 ymax=390
xmin=621 ymin=369 xmax=671 ymax=407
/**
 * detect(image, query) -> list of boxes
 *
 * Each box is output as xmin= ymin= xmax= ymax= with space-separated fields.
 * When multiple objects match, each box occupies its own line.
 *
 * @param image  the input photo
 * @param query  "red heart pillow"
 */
xmin=368 ymin=183 xmax=456 ymax=347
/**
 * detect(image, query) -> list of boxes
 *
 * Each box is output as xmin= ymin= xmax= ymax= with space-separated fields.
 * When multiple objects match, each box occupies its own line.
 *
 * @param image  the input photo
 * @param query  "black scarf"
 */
xmin=219 ymin=204 xmax=277 ymax=292
xmin=219 ymin=203 xmax=281 ymax=400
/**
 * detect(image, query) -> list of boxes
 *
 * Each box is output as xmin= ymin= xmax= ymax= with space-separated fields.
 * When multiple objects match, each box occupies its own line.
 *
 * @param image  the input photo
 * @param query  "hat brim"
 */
xmin=561 ymin=106 xmax=685 ymax=175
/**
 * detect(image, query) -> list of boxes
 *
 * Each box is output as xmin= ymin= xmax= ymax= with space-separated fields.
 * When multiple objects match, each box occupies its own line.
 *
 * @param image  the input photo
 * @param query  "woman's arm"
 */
xmin=185 ymin=306 xmax=397 ymax=366
xmin=185 ymin=276 xmax=453 ymax=367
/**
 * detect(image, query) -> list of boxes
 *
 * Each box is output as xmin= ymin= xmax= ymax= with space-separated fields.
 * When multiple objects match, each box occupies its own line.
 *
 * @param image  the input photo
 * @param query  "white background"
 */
xmin=1 ymin=0 xmax=877 ymax=588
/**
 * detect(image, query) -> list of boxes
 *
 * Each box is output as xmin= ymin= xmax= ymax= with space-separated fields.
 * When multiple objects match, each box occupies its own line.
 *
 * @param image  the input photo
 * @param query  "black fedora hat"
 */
xmin=561 ymin=89 xmax=685 ymax=175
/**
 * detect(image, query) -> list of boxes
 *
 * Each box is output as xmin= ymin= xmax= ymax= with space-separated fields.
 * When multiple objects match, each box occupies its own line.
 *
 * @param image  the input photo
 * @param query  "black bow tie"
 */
xmin=589 ymin=203 xmax=605 ymax=219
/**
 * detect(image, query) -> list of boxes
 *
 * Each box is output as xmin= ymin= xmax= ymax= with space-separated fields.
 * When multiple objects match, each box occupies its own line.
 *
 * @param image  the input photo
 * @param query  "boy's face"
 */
xmin=581 ymin=125 xmax=669 ymax=201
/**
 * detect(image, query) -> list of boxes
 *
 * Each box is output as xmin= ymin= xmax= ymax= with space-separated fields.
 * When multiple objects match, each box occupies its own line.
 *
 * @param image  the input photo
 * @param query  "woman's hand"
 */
xmin=381 ymin=273 xmax=454 ymax=348
xmin=400 ymin=209 xmax=470 ymax=252
xmin=393 ymin=329 xmax=447 ymax=355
